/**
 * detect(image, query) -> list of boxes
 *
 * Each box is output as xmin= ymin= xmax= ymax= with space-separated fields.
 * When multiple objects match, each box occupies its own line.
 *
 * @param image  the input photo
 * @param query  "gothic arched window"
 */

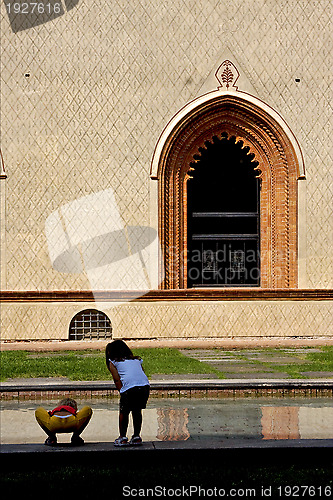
xmin=152 ymin=90 xmax=303 ymax=289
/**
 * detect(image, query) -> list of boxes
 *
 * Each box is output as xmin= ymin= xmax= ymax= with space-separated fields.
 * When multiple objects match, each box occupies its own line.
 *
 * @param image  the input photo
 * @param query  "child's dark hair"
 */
xmin=58 ymin=398 xmax=77 ymax=411
xmin=105 ymin=340 xmax=138 ymax=366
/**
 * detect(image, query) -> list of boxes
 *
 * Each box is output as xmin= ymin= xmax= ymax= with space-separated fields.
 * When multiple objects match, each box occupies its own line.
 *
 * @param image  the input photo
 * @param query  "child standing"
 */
xmin=106 ymin=340 xmax=150 ymax=446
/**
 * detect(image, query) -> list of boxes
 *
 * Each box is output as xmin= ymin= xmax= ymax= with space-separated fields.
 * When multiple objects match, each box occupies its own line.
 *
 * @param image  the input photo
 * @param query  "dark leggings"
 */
xmin=119 ymin=408 xmax=142 ymax=437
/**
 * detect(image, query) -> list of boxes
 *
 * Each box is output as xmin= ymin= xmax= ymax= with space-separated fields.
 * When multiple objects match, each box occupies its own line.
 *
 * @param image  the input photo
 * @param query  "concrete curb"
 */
xmin=1 ymin=438 xmax=333 ymax=455
xmin=1 ymin=378 xmax=333 ymax=393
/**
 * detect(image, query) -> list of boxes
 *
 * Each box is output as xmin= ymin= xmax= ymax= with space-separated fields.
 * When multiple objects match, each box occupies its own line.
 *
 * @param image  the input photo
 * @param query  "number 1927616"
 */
xmin=5 ymin=3 xmax=62 ymax=14
xmin=277 ymin=485 xmax=331 ymax=497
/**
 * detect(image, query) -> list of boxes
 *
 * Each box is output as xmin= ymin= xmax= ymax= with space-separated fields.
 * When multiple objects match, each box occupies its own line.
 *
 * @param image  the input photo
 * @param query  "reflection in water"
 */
xmin=1 ymin=398 xmax=333 ymax=444
xmin=157 ymin=408 xmax=190 ymax=441
xmin=261 ymin=407 xmax=300 ymax=440
xmin=261 ymin=406 xmax=333 ymax=440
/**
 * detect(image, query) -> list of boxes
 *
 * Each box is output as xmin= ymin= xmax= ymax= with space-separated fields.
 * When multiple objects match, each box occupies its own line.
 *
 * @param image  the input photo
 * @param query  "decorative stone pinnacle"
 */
xmin=215 ymin=60 xmax=240 ymax=90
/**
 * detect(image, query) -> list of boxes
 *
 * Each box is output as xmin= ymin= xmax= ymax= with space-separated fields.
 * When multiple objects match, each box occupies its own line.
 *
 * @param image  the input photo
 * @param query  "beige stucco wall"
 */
xmin=1 ymin=299 xmax=333 ymax=341
xmin=0 ymin=0 xmax=332 ymax=294
xmin=1 ymin=1 xmax=332 ymax=341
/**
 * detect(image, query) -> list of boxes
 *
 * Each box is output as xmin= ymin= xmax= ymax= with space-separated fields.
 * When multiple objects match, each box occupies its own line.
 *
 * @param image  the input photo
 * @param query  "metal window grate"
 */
xmin=69 ymin=309 xmax=112 ymax=341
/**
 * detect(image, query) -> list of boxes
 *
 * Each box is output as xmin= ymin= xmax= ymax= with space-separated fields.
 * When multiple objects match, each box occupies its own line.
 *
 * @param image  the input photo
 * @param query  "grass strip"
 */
xmin=1 ymin=347 xmax=332 ymax=381
xmin=0 ymin=348 xmax=223 ymax=381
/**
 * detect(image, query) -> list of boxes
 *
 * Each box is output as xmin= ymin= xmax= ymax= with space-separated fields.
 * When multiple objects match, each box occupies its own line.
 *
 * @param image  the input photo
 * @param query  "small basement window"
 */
xmin=69 ymin=309 xmax=112 ymax=340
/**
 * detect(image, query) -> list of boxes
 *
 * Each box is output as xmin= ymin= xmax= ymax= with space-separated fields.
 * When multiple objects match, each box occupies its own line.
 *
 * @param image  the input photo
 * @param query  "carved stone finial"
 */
xmin=215 ymin=60 xmax=240 ymax=91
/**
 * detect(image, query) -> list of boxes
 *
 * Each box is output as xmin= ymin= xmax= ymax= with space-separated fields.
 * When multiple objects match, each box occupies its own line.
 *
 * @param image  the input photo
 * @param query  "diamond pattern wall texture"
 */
xmin=1 ymin=0 xmax=332 ymax=291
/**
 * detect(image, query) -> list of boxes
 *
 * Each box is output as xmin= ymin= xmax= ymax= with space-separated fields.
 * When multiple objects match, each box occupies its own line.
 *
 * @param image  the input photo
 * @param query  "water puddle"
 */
xmin=1 ymin=397 xmax=333 ymax=444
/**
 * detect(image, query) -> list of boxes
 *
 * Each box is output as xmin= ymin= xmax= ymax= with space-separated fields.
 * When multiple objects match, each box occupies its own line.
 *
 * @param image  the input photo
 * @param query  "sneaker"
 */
xmin=44 ymin=436 xmax=57 ymax=446
xmin=114 ymin=436 xmax=129 ymax=447
xmin=71 ymin=435 xmax=85 ymax=446
xmin=129 ymin=435 xmax=142 ymax=446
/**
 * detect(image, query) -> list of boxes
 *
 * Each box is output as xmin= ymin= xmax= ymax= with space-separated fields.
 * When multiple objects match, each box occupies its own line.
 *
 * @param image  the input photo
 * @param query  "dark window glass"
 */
xmin=187 ymin=135 xmax=260 ymax=287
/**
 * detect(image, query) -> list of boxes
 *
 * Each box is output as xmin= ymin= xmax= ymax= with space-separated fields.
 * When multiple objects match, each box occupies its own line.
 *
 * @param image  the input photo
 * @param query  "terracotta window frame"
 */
xmin=151 ymin=91 xmax=305 ymax=289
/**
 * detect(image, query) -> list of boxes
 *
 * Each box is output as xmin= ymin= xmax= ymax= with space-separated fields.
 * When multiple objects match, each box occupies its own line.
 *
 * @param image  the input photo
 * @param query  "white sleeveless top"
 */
xmin=111 ymin=358 xmax=149 ymax=393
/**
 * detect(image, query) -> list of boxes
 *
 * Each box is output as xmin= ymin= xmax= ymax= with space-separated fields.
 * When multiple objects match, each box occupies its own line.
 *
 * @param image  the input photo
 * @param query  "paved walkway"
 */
xmin=177 ymin=347 xmax=333 ymax=380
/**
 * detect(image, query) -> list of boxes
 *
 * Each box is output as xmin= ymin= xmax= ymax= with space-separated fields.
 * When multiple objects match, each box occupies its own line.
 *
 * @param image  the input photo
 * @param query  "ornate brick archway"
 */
xmin=152 ymin=91 xmax=304 ymax=289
